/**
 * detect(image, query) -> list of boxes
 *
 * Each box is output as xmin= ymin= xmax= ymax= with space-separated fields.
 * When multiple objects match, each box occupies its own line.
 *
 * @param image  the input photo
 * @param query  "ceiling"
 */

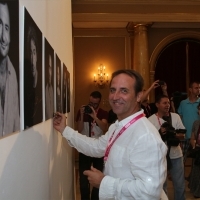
xmin=72 ymin=0 xmax=200 ymax=29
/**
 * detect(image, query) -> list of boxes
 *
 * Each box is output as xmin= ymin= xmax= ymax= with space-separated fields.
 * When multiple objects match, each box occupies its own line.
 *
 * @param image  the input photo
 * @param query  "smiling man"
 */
xmin=148 ymin=94 xmax=186 ymax=200
xmin=53 ymin=69 xmax=167 ymax=199
xmin=0 ymin=2 xmax=20 ymax=137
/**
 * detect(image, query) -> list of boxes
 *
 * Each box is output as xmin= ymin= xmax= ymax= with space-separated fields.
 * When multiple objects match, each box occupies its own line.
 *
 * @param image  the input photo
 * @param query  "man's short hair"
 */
xmin=189 ymin=81 xmax=200 ymax=88
xmin=110 ymin=69 xmax=144 ymax=95
xmin=90 ymin=91 xmax=102 ymax=100
xmin=27 ymin=25 xmax=38 ymax=57
xmin=155 ymin=94 xmax=169 ymax=103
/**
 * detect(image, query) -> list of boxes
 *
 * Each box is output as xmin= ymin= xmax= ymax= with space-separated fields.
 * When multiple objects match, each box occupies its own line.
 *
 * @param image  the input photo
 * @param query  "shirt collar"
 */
xmin=114 ymin=109 xmax=144 ymax=128
xmin=186 ymin=97 xmax=200 ymax=104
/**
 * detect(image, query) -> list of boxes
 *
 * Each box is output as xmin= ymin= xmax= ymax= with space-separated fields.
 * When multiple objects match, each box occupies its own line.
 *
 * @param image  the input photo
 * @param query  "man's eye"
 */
xmin=121 ymin=89 xmax=128 ymax=93
xmin=110 ymin=88 xmax=115 ymax=93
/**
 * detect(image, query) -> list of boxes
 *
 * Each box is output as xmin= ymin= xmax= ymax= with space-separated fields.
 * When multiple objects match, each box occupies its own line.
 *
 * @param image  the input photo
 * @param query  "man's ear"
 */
xmin=155 ymin=102 xmax=159 ymax=108
xmin=137 ymin=91 xmax=143 ymax=103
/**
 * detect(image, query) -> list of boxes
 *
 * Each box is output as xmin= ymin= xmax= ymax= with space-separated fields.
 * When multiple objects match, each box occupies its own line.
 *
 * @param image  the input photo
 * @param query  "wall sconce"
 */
xmin=93 ymin=64 xmax=109 ymax=87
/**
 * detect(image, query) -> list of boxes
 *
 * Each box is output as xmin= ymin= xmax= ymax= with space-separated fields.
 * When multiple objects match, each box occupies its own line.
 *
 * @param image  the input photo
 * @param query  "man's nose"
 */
xmin=1 ymin=27 xmax=5 ymax=42
xmin=112 ymin=91 xmax=121 ymax=99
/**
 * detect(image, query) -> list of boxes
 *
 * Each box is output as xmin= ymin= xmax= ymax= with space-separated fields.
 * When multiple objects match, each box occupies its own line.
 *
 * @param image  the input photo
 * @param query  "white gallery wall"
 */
xmin=0 ymin=0 xmax=74 ymax=200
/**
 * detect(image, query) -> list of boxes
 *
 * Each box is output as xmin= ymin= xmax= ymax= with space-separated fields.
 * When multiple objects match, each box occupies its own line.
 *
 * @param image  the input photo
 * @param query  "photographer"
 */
xmin=76 ymin=91 xmax=108 ymax=200
xmin=148 ymin=94 xmax=186 ymax=200
xmin=141 ymin=80 xmax=168 ymax=117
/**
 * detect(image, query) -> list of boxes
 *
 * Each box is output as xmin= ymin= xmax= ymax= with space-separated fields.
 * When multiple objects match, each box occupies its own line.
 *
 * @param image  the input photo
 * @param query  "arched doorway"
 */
xmin=149 ymin=31 xmax=200 ymax=103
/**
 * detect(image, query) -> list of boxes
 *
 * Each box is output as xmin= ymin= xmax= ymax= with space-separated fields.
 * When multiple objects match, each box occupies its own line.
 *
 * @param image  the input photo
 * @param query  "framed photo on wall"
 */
xmin=44 ymin=38 xmax=54 ymax=120
xmin=0 ymin=0 xmax=20 ymax=137
xmin=66 ymin=68 xmax=70 ymax=113
xmin=23 ymin=8 xmax=43 ymax=129
xmin=62 ymin=64 xmax=67 ymax=113
xmin=55 ymin=54 xmax=62 ymax=113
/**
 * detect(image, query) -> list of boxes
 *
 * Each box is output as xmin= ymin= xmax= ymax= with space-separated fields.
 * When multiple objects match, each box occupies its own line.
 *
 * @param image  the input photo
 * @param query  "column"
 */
xmin=127 ymin=23 xmax=151 ymax=90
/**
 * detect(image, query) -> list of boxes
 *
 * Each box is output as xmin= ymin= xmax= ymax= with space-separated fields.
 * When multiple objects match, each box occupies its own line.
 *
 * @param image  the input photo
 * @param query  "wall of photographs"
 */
xmin=0 ymin=1 xmax=74 ymax=199
xmin=0 ymin=4 xmax=71 ymax=137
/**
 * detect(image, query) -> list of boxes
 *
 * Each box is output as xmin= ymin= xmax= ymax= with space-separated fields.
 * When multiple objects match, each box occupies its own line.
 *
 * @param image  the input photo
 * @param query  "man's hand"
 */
xmin=53 ymin=112 xmax=67 ymax=134
xmin=89 ymin=106 xmax=97 ymax=119
xmin=83 ymin=166 xmax=105 ymax=188
xmin=159 ymin=127 xmax=166 ymax=135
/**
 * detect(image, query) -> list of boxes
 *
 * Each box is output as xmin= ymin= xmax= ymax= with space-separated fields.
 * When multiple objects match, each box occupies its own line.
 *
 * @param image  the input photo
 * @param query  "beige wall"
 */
xmin=0 ymin=1 xmax=74 ymax=200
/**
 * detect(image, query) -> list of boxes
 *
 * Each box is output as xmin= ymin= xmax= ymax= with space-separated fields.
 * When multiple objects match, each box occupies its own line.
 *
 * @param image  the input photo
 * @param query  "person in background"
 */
xmin=188 ymin=102 xmax=200 ymax=198
xmin=0 ymin=2 xmax=20 ymax=137
xmin=76 ymin=91 xmax=108 ymax=200
xmin=141 ymin=80 xmax=168 ymax=117
xmin=148 ymin=94 xmax=186 ymax=200
xmin=53 ymin=69 xmax=168 ymax=200
xmin=178 ymin=81 xmax=200 ymax=160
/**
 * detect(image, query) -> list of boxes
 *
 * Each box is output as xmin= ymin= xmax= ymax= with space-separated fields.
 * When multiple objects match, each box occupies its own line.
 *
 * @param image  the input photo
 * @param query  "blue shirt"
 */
xmin=178 ymin=98 xmax=200 ymax=139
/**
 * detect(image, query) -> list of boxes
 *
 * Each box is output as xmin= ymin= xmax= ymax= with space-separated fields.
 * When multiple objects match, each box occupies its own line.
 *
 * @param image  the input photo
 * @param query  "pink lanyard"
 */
xmin=104 ymin=113 xmax=144 ymax=162
xmin=91 ymin=109 xmax=99 ymax=136
xmin=156 ymin=113 xmax=162 ymax=126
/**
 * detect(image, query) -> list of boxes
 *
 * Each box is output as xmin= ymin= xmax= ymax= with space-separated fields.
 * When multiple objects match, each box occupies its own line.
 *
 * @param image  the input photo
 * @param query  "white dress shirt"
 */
xmin=63 ymin=110 xmax=167 ymax=200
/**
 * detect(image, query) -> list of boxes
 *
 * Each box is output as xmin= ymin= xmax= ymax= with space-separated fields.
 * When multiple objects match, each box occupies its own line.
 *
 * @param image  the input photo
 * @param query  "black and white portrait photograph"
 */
xmin=44 ymin=38 xmax=54 ymax=120
xmin=24 ymin=8 xmax=42 ymax=129
xmin=66 ymin=68 xmax=70 ymax=113
xmin=62 ymin=64 xmax=67 ymax=113
xmin=55 ymin=54 xmax=61 ymax=113
xmin=0 ymin=0 xmax=20 ymax=138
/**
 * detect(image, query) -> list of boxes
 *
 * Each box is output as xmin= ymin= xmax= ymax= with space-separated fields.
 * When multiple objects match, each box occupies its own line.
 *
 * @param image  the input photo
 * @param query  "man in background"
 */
xmin=45 ymin=54 xmax=54 ymax=119
xmin=0 ymin=2 xmax=20 ymax=137
xmin=178 ymin=81 xmax=200 ymax=160
xmin=76 ymin=91 xmax=108 ymax=200
xmin=148 ymin=94 xmax=185 ymax=200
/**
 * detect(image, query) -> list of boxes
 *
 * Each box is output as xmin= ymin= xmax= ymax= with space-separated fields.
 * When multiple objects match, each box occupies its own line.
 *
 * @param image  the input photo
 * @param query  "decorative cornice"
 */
xmin=72 ymin=13 xmax=200 ymax=23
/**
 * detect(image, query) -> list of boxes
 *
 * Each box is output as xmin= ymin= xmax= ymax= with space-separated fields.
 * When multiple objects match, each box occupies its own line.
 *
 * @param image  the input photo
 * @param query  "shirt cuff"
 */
xmin=62 ymin=126 xmax=75 ymax=146
xmin=99 ymin=176 xmax=117 ymax=200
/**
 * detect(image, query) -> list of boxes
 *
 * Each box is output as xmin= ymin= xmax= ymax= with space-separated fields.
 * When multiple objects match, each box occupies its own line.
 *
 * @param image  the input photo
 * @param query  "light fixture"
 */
xmin=93 ymin=64 xmax=109 ymax=87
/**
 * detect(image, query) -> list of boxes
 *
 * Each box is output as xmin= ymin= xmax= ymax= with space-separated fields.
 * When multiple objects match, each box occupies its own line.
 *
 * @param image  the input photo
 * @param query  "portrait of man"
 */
xmin=45 ymin=39 xmax=54 ymax=120
xmin=66 ymin=68 xmax=70 ymax=113
xmin=56 ymin=54 xmax=61 ymax=113
xmin=62 ymin=64 xmax=67 ymax=113
xmin=0 ymin=1 xmax=20 ymax=137
xmin=24 ymin=8 xmax=42 ymax=129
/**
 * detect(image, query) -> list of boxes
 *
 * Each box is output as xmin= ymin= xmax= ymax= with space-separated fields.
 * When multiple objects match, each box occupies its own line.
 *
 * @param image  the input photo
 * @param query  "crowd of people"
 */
xmin=53 ymin=69 xmax=200 ymax=200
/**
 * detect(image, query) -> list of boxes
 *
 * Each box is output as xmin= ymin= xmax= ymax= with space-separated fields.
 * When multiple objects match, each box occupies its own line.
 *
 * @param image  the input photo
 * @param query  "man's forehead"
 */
xmin=89 ymin=96 xmax=100 ymax=102
xmin=0 ymin=3 xmax=10 ymax=26
xmin=159 ymin=97 xmax=169 ymax=103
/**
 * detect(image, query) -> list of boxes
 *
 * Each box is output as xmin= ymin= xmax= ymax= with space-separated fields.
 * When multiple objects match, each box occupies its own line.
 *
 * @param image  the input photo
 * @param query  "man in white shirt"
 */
xmin=148 ymin=94 xmax=185 ymax=200
xmin=53 ymin=69 xmax=168 ymax=200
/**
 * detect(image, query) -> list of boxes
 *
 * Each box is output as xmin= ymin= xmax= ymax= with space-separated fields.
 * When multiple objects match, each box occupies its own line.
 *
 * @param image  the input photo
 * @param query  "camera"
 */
xmin=83 ymin=105 xmax=93 ymax=114
xmin=159 ymin=122 xmax=184 ymax=146
xmin=158 ymin=80 xmax=165 ymax=86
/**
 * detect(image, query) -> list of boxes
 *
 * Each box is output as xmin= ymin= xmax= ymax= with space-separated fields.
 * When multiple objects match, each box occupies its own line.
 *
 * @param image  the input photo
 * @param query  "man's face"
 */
xmin=89 ymin=96 xmax=100 ymax=110
xmin=156 ymin=97 xmax=170 ymax=115
xmin=189 ymin=83 xmax=200 ymax=97
xmin=109 ymin=73 xmax=142 ymax=121
xmin=48 ymin=55 xmax=52 ymax=85
xmin=30 ymin=39 xmax=37 ymax=77
xmin=0 ymin=4 xmax=10 ymax=58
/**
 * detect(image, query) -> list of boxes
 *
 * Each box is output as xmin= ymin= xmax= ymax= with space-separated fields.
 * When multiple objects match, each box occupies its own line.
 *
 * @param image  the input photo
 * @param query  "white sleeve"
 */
xmin=62 ymin=126 xmax=107 ymax=158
